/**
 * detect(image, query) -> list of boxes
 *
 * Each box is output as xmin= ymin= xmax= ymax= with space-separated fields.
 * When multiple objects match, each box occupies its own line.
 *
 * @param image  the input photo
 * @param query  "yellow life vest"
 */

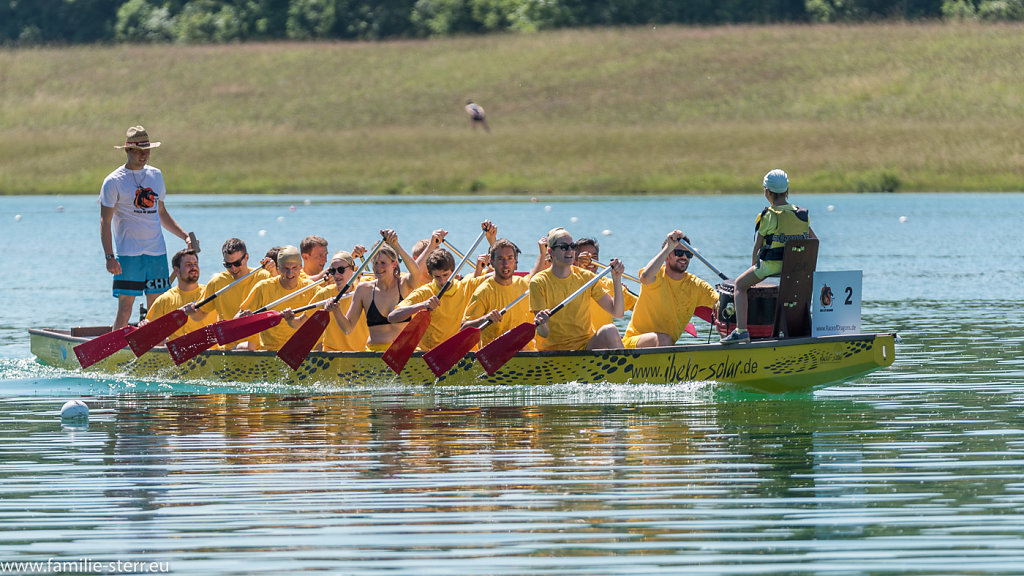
xmin=757 ymin=204 xmax=810 ymax=262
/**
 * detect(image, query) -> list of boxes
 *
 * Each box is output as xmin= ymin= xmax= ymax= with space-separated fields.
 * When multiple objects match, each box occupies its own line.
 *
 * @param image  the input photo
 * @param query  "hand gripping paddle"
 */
xmin=382 ymin=229 xmax=489 ymax=374
xmin=422 ymin=290 xmax=529 ymax=378
xmin=476 ymin=266 xmax=612 ymax=376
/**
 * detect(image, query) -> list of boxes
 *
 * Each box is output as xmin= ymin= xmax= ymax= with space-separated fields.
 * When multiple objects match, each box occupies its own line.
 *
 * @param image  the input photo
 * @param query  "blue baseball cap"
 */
xmin=763 ymin=169 xmax=789 ymax=193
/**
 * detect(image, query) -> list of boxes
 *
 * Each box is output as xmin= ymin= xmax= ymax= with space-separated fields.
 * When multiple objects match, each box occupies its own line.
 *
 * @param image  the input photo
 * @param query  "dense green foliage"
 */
xmin=2 ymin=0 xmax=1023 ymax=45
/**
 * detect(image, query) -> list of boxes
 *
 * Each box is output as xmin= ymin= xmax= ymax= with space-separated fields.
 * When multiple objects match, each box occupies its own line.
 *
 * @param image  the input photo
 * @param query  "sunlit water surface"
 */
xmin=1 ymin=193 xmax=1022 ymax=574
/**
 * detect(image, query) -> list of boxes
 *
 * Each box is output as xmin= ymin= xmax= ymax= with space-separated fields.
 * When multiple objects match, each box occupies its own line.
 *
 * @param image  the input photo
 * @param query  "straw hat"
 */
xmin=114 ymin=126 xmax=161 ymax=150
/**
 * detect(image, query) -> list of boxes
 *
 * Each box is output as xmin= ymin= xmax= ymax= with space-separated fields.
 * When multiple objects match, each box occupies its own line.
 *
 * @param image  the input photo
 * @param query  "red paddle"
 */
xmin=422 ymin=290 xmax=529 ymax=377
xmin=276 ymin=241 xmax=385 ymax=370
xmin=477 ymin=266 xmax=612 ymax=376
xmin=210 ymin=276 xmax=329 ymax=345
xmin=73 ymin=325 xmax=137 ymax=369
xmin=382 ymin=229 xmax=489 ymax=374
xmin=125 ymin=264 xmax=269 ymax=357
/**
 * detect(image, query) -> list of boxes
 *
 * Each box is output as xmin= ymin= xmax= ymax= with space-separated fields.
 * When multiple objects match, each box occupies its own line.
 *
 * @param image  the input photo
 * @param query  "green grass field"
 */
xmin=1 ymin=23 xmax=1022 ymax=195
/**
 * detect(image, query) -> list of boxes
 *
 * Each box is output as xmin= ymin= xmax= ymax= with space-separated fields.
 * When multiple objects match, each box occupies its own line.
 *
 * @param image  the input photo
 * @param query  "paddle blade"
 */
xmin=73 ymin=326 xmax=137 ymax=369
xmin=476 ymin=323 xmax=536 ymax=376
xmin=213 ymin=311 xmax=282 ymax=345
xmin=167 ymin=326 xmax=217 ymax=365
xmin=423 ymin=327 xmax=481 ymax=378
xmin=694 ymin=306 xmax=714 ymax=324
xmin=125 ymin=309 xmax=187 ymax=357
xmin=277 ymin=309 xmax=331 ymax=371
xmin=382 ymin=310 xmax=431 ymax=374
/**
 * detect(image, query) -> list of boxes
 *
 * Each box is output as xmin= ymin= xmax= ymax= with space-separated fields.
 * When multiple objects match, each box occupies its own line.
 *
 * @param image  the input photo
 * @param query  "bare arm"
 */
xmin=595 ymin=259 xmax=625 ymax=318
xmin=100 ymin=205 xmax=121 ymax=275
xmin=333 ymin=284 xmax=368 ymax=334
xmin=639 ymin=230 xmax=684 ymax=284
xmin=751 ymin=234 xmax=764 ymax=266
xmin=529 ymin=236 xmax=549 ymax=278
xmin=158 ymin=203 xmax=189 ymax=244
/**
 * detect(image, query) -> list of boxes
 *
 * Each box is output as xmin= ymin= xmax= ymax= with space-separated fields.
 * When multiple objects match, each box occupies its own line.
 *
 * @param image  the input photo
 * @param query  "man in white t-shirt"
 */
xmin=99 ymin=125 xmax=192 ymax=330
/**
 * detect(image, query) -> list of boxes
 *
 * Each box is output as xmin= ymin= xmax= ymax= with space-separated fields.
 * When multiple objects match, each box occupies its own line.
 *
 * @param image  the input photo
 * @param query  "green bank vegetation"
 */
xmin=1 ymin=24 xmax=1022 ymax=195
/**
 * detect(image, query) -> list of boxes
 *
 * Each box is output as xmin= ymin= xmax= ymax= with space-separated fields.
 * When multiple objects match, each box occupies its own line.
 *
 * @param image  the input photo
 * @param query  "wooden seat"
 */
xmin=773 ymin=238 xmax=818 ymax=338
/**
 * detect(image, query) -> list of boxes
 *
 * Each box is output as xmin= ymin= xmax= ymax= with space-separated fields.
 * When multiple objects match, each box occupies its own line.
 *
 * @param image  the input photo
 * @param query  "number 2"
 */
xmin=844 ymin=286 xmax=853 ymax=305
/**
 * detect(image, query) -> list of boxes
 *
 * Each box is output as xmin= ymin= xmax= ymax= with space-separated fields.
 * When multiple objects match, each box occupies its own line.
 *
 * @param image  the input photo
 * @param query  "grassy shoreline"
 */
xmin=2 ymin=24 xmax=1022 ymax=195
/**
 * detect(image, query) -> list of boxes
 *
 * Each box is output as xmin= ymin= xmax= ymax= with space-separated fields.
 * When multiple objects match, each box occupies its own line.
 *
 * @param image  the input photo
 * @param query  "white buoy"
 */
xmin=303 ymin=199 xmax=311 ymax=206
xmin=289 ymin=205 xmax=296 ymax=211
xmin=602 ymin=229 xmax=612 ymax=236
xmin=570 ymin=216 xmax=579 ymax=223
xmin=57 ymin=205 xmax=64 ymax=213
xmin=530 ymin=197 xmax=538 ymax=203
xmin=258 ymin=229 xmax=267 ymax=237
xmin=14 ymin=214 xmax=22 ymax=222
xmin=544 ymin=205 xmax=552 ymax=212
xmin=60 ymin=400 xmax=89 ymax=420
xmin=277 ymin=216 xmax=285 ymax=222
xmin=827 ymin=205 xmax=835 ymax=212
xmin=899 ymin=216 xmax=908 ymax=223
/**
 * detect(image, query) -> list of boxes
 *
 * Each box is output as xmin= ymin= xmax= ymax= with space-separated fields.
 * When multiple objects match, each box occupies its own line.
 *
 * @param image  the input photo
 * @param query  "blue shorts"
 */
xmin=113 ymin=254 xmax=171 ymax=297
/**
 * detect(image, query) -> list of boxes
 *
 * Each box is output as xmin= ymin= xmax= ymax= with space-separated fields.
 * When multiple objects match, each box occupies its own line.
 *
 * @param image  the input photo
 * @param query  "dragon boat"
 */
xmin=29 ymin=327 xmax=895 ymax=394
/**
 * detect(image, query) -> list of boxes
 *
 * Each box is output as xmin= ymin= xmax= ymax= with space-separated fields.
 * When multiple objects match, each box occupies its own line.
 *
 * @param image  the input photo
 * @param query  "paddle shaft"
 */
xmin=677 ymin=238 xmax=729 ymax=280
xmin=591 ymin=259 xmax=642 ymax=285
xmin=547 ymin=266 xmax=613 ymax=318
xmin=254 ymin=276 xmax=330 ymax=313
xmin=442 ymin=240 xmax=465 ymax=260
xmin=192 ymin=262 xmax=267 ymax=310
xmin=436 ymin=230 xmax=488 ymax=299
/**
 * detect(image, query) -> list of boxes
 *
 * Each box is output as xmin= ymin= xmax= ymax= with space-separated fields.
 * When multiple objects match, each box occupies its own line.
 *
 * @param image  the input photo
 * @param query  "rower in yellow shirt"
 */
xmin=236 ymin=245 xmax=316 ymax=351
xmin=299 ymin=235 xmax=328 ymax=281
xmin=530 ymin=227 xmax=626 ymax=351
xmin=623 ymin=230 xmax=719 ymax=348
xmin=573 ymin=237 xmax=638 ymax=333
xmin=311 ymin=250 xmax=371 ymax=352
xmin=389 ymin=248 xmax=487 ymax=351
xmin=143 ymin=248 xmax=215 ymax=342
xmin=191 ymin=238 xmax=272 ymax=349
xmin=462 ymin=239 xmax=534 ymax=349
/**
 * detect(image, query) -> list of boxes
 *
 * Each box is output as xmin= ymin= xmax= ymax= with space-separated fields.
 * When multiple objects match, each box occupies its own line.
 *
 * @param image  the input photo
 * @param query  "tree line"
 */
xmin=2 ymin=0 xmax=1022 ymax=45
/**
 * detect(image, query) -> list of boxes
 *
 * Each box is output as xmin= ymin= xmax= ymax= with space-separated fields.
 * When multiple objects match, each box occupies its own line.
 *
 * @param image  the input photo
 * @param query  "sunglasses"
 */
xmin=673 ymin=249 xmax=694 ymax=258
xmin=327 ymin=265 xmax=352 ymax=276
xmin=223 ymin=255 xmax=247 ymax=268
xmin=550 ymin=243 xmax=577 ymax=252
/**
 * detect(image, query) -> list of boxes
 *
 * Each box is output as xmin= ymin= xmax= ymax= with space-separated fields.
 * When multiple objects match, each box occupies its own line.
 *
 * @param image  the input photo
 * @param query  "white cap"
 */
xmin=763 ymin=169 xmax=789 ymax=194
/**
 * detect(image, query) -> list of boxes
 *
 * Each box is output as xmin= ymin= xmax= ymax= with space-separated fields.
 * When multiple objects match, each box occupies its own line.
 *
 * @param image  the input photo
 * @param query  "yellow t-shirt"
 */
xmin=238 ymin=276 xmax=315 ymax=350
xmin=529 ymin=267 xmax=606 ymax=351
xmin=145 ymin=285 xmax=217 ymax=342
xmin=397 ymin=276 xmax=480 ymax=351
xmin=624 ymin=267 xmax=719 ymax=343
xmin=313 ymin=282 xmax=369 ymax=352
xmin=588 ymin=275 xmax=638 ymax=333
xmin=463 ymin=276 xmax=534 ymax=349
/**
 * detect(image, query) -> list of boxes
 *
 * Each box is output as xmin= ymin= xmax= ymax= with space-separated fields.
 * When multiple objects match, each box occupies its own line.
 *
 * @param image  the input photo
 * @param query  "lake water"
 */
xmin=2 ymin=193 xmax=1023 ymax=574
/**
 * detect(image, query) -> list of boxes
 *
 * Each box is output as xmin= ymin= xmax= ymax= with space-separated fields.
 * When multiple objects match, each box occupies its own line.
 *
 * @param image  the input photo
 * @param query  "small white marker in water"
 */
xmin=304 ymin=199 xmax=311 ymax=206
xmin=57 ymin=205 xmax=64 ymax=213
xmin=899 ymin=216 xmax=908 ymax=223
xmin=544 ymin=205 xmax=552 ymax=212
xmin=258 ymin=229 xmax=267 ymax=237
xmin=14 ymin=214 xmax=22 ymax=222
xmin=827 ymin=205 xmax=835 ymax=212
xmin=277 ymin=216 xmax=285 ymax=222
xmin=60 ymin=399 xmax=89 ymax=420
xmin=531 ymin=197 xmax=538 ymax=203
xmin=602 ymin=229 xmax=612 ymax=236
xmin=289 ymin=205 xmax=296 ymax=211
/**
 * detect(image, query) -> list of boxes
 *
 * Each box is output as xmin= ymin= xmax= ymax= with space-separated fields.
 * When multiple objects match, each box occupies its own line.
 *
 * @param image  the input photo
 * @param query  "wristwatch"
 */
xmin=105 ymin=253 xmax=116 ymax=261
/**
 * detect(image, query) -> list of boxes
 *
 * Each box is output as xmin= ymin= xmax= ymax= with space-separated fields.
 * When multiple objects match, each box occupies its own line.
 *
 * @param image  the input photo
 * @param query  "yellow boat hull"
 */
xmin=30 ymin=328 xmax=895 ymax=393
